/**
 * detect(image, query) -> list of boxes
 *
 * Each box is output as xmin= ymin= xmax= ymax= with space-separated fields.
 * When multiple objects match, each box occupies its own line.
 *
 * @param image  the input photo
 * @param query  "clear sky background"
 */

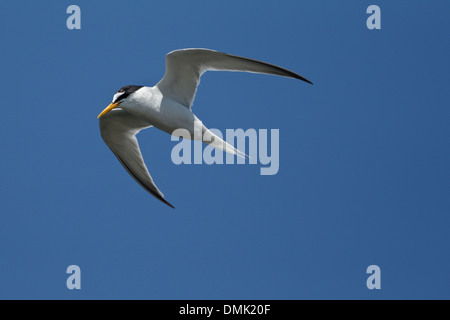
xmin=0 ymin=1 xmax=449 ymax=299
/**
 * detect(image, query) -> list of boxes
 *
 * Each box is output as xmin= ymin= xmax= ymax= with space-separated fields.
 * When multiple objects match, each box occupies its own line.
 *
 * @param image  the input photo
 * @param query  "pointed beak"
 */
xmin=97 ymin=102 xmax=121 ymax=118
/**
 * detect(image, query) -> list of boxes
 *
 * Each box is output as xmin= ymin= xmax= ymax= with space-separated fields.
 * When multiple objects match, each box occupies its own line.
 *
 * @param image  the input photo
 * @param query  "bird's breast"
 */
xmin=133 ymin=89 xmax=198 ymax=137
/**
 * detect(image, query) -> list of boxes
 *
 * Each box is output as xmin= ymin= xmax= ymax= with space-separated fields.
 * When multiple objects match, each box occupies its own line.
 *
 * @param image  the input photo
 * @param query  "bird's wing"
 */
xmin=99 ymin=109 xmax=175 ymax=208
xmin=156 ymin=48 xmax=313 ymax=109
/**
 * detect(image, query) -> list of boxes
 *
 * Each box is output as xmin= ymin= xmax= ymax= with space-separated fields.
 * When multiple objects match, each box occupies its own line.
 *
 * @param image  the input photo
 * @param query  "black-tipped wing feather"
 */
xmin=99 ymin=109 xmax=175 ymax=208
xmin=156 ymin=48 xmax=312 ymax=108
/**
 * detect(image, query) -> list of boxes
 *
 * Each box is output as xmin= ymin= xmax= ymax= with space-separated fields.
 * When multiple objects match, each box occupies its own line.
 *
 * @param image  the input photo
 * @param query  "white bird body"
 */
xmin=125 ymin=86 xmax=199 ymax=138
xmin=98 ymin=48 xmax=312 ymax=208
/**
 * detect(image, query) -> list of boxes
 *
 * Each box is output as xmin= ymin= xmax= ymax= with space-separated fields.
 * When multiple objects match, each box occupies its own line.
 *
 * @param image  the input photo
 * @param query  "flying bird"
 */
xmin=98 ymin=48 xmax=312 ymax=208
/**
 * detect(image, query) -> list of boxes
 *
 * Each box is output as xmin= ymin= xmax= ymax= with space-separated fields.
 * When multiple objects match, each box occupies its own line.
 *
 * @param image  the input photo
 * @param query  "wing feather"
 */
xmin=156 ymin=48 xmax=312 ymax=108
xmin=99 ymin=109 xmax=175 ymax=208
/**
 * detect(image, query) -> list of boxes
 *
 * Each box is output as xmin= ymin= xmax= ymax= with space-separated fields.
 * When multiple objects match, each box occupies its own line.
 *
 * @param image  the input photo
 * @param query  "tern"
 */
xmin=98 ymin=48 xmax=312 ymax=208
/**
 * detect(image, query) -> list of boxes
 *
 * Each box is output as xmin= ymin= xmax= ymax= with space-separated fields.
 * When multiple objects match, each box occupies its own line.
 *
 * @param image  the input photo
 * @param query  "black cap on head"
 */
xmin=113 ymin=85 xmax=143 ymax=103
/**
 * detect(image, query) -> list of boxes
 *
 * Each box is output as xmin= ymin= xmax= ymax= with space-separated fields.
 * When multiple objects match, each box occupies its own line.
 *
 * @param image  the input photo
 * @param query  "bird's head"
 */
xmin=97 ymin=85 xmax=143 ymax=118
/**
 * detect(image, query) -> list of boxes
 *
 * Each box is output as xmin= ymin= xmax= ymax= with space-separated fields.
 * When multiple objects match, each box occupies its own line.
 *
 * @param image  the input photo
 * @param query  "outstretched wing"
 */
xmin=99 ymin=109 xmax=175 ymax=208
xmin=156 ymin=48 xmax=313 ymax=109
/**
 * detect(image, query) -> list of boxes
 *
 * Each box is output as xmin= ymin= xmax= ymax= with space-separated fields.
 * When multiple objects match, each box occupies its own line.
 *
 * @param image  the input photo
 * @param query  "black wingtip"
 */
xmin=164 ymin=200 xmax=176 ymax=209
xmin=156 ymin=194 xmax=175 ymax=209
xmin=114 ymin=154 xmax=176 ymax=209
xmin=297 ymin=75 xmax=313 ymax=85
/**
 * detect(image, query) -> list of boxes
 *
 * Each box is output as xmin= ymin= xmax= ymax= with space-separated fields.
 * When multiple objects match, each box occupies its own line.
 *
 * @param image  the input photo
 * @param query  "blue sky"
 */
xmin=0 ymin=1 xmax=449 ymax=299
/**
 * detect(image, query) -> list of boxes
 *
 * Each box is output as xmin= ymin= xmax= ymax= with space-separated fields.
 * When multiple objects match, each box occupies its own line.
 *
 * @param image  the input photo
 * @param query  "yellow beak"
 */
xmin=97 ymin=102 xmax=121 ymax=118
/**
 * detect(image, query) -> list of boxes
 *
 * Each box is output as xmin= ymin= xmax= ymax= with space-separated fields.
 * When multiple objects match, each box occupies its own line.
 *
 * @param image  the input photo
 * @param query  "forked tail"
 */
xmin=202 ymin=128 xmax=248 ymax=159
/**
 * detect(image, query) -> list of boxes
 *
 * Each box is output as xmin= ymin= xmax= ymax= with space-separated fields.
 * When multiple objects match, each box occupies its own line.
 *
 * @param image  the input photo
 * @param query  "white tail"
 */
xmin=202 ymin=127 xmax=248 ymax=159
